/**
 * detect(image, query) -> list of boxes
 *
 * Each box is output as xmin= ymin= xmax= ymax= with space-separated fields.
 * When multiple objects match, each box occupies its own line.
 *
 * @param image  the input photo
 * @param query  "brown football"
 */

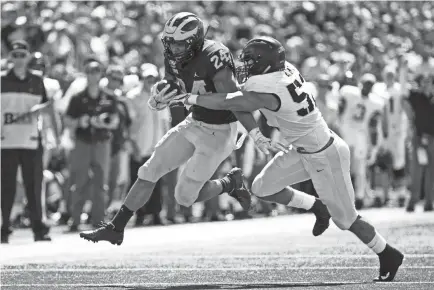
xmin=156 ymin=79 xmax=181 ymax=95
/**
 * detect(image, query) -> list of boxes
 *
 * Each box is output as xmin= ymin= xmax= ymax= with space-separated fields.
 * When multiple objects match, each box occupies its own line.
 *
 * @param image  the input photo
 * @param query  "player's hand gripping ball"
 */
xmin=148 ymin=80 xmax=182 ymax=111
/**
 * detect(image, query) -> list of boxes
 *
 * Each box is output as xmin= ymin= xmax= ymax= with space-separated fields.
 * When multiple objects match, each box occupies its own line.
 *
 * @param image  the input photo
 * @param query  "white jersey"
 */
xmin=244 ymin=61 xmax=329 ymax=151
xmin=339 ymin=85 xmax=385 ymax=135
xmin=382 ymin=82 xmax=408 ymax=134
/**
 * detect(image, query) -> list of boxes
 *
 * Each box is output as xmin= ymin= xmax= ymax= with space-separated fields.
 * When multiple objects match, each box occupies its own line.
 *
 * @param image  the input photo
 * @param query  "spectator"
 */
xmin=1 ymin=40 xmax=52 ymax=243
xmin=64 ymin=59 xmax=119 ymax=231
xmin=126 ymin=63 xmax=170 ymax=226
xmin=104 ymin=65 xmax=132 ymax=210
xmin=403 ymin=70 xmax=434 ymax=212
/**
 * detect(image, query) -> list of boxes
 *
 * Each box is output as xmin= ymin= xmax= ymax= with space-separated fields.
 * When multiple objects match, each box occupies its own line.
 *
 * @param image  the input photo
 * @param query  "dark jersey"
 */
xmin=407 ymin=90 xmax=434 ymax=136
xmin=165 ymin=40 xmax=237 ymax=125
xmin=66 ymin=88 xmax=118 ymax=143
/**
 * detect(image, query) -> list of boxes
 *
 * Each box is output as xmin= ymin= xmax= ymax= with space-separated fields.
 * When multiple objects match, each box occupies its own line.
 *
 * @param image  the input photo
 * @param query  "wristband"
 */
xmin=185 ymin=94 xmax=199 ymax=105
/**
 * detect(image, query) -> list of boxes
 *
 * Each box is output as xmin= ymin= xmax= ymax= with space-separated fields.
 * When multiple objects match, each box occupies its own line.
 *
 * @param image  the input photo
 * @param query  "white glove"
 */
xmin=249 ymin=128 xmax=289 ymax=155
xmin=159 ymin=92 xmax=193 ymax=108
xmin=148 ymin=83 xmax=179 ymax=111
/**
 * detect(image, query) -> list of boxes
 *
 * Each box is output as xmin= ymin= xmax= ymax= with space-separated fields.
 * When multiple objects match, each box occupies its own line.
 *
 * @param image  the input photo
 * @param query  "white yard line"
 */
xmin=2 ymin=266 xmax=434 ymax=272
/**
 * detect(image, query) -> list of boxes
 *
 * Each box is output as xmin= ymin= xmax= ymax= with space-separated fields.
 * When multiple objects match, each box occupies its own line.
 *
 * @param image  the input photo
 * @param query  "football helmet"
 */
xmin=161 ymin=12 xmax=205 ymax=66
xmin=236 ymin=36 xmax=285 ymax=83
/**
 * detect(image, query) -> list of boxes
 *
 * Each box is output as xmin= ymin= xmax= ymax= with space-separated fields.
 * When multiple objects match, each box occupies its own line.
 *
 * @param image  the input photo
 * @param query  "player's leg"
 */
xmin=251 ymin=149 xmax=331 ymax=236
xmin=309 ymin=135 xmax=403 ymax=281
xmin=390 ymin=132 xmax=409 ymax=207
xmin=174 ymin=122 xmax=250 ymax=209
xmin=80 ymin=122 xmax=195 ymax=244
xmin=352 ymin=150 xmax=368 ymax=209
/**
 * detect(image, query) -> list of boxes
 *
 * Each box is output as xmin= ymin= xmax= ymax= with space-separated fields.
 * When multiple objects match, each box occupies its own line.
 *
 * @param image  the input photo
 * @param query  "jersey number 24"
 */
xmin=286 ymin=74 xmax=316 ymax=117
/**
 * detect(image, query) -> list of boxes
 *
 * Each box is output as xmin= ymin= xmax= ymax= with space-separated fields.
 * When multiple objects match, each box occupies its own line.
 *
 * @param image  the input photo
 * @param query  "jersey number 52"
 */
xmin=286 ymin=74 xmax=316 ymax=117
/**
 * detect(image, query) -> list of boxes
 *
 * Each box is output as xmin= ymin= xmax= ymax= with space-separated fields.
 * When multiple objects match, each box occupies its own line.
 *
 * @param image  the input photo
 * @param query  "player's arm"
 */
xmin=211 ymin=66 xmax=287 ymax=153
xmin=185 ymin=88 xmax=278 ymax=113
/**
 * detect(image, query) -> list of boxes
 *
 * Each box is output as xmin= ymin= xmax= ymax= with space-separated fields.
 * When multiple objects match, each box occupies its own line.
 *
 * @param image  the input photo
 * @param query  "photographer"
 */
xmin=64 ymin=59 xmax=119 ymax=231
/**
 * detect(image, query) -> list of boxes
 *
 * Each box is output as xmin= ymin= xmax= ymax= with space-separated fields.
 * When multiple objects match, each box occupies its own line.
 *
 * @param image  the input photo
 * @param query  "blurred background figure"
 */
xmin=1 ymin=40 xmax=52 ymax=243
xmin=402 ymin=67 xmax=434 ymax=212
xmin=338 ymin=74 xmax=386 ymax=209
xmin=102 ymin=65 xmax=132 ymax=212
xmin=64 ymin=59 xmax=119 ymax=232
xmin=125 ymin=63 xmax=170 ymax=226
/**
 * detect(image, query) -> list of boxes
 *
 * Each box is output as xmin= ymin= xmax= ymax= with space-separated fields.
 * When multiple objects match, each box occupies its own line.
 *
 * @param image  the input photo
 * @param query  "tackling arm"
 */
xmin=210 ymin=67 xmax=287 ymax=154
xmin=212 ymin=67 xmax=259 ymax=132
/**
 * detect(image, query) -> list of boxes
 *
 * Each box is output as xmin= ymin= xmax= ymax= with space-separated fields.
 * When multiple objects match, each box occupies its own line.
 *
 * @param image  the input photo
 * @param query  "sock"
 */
xmin=218 ymin=176 xmax=234 ymax=194
xmin=111 ymin=205 xmax=134 ymax=231
xmin=367 ymin=231 xmax=387 ymax=254
xmin=287 ymin=188 xmax=316 ymax=210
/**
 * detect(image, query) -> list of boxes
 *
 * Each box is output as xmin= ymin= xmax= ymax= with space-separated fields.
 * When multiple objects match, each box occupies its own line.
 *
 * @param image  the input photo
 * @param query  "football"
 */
xmin=155 ymin=79 xmax=182 ymax=95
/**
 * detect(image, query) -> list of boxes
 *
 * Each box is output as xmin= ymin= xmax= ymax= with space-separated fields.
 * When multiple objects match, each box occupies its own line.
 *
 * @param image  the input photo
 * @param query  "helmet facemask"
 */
xmin=235 ymin=51 xmax=262 ymax=84
xmin=162 ymin=37 xmax=197 ymax=66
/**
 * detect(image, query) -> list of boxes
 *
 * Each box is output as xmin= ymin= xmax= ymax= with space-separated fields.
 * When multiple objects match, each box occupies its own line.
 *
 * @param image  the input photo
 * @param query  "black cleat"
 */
xmin=310 ymin=199 xmax=331 ymax=236
xmin=79 ymin=222 xmax=123 ymax=245
xmin=226 ymin=168 xmax=252 ymax=211
xmin=374 ymin=244 xmax=404 ymax=282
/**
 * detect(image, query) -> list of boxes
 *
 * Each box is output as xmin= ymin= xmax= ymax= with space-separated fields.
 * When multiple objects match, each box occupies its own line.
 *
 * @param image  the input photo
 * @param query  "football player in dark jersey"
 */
xmin=80 ymin=12 xmax=285 ymax=245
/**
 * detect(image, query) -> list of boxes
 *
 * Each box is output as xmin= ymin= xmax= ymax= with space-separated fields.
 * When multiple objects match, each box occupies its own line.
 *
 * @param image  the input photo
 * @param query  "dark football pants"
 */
xmin=129 ymin=156 xmax=162 ymax=217
xmin=409 ymin=134 xmax=434 ymax=207
xmin=1 ymin=147 xmax=45 ymax=233
xmin=68 ymin=139 xmax=111 ymax=226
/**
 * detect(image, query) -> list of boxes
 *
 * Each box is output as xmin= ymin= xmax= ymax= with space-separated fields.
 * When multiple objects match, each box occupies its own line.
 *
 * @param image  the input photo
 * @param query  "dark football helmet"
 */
xmin=236 ymin=36 xmax=285 ymax=83
xmin=161 ymin=12 xmax=205 ymax=66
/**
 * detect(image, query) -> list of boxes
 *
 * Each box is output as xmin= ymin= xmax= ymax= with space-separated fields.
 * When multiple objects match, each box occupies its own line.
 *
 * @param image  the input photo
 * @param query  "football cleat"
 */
xmin=310 ymin=199 xmax=331 ymax=236
xmin=79 ymin=222 xmax=123 ymax=246
xmin=374 ymin=244 xmax=404 ymax=282
xmin=226 ymin=168 xmax=252 ymax=211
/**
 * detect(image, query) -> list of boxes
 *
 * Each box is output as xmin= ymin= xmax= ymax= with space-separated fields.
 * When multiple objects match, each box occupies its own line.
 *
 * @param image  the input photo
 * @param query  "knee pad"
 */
xmin=174 ymin=178 xmax=202 ymax=207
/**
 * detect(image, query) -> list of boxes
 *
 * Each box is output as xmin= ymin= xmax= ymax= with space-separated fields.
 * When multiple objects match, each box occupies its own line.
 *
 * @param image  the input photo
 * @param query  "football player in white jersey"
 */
xmin=338 ymin=74 xmax=386 ymax=209
xmin=374 ymin=67 xmax=409 ymax=206
xmin=164 ymin=37 xmax=403 ymax=282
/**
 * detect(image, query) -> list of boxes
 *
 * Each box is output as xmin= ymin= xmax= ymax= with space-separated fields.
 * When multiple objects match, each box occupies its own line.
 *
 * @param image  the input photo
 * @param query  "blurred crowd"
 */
xmin=1 ymin=1 xmax=433 ymax=235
